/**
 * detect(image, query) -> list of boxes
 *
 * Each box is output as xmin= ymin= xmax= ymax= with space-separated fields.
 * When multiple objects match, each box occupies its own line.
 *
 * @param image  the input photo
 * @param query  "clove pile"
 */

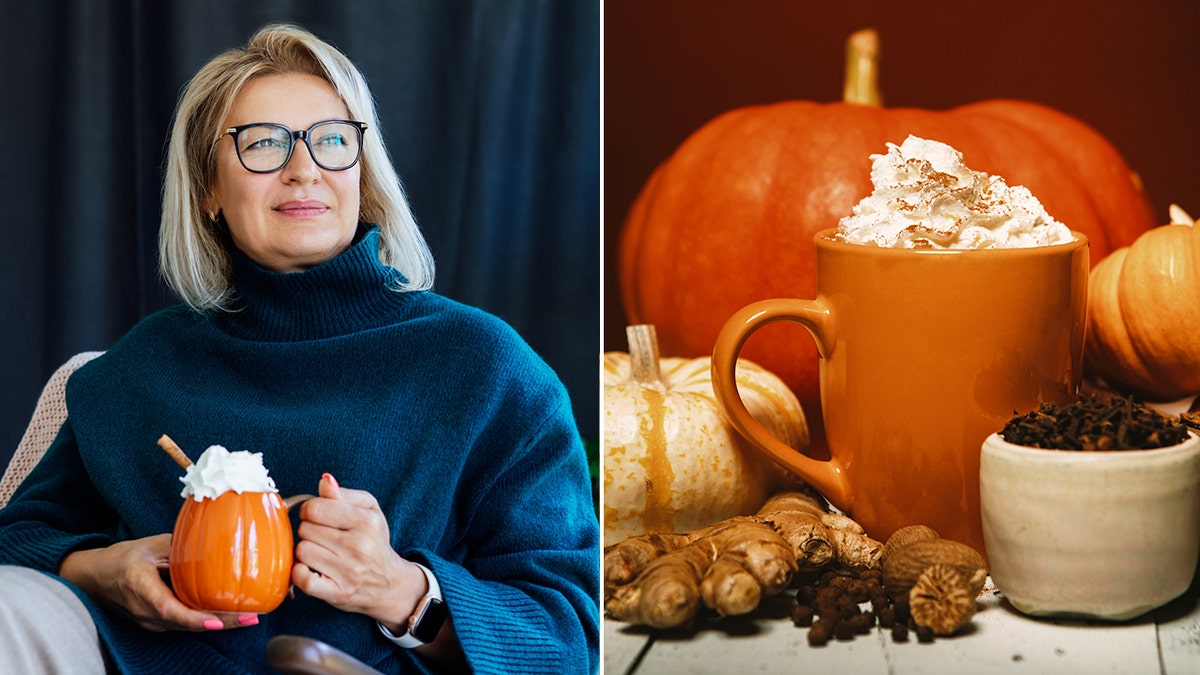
xmin=1000 ymin=395 xmax=1190 ymax=450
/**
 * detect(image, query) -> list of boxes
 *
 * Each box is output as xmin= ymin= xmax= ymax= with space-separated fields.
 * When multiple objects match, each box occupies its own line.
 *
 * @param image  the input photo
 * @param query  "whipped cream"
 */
xmin=179 ymin=445 xmax=278 ymax=502
xmin=837 ymin=135 xmax=1073 ymax=249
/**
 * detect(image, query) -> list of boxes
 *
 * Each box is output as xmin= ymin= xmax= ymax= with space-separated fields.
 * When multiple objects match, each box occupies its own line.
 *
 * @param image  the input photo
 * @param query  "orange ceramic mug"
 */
xmin=170 ymin=492 xmax=313 ymax=613
xmin=711 ymin=228 xmax=1089 ymax=556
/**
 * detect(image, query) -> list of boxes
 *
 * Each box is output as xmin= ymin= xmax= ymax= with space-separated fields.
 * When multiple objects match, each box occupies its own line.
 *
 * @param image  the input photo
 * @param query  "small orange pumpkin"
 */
xmin=603 ymin=324 xmax=807 ymax=547
xmin=170 ymin=491 xmax=295 ymax=613
xmin=1086 ymin=205 xmax=1200 ymax=400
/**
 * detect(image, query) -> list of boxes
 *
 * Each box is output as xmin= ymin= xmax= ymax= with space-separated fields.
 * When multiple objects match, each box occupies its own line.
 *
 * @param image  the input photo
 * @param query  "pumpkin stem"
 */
xmin=626 ymin=324 xmax=667 ymax=391
xmin=1168 ymin=204 xmax=1195 ymax=226
xmin=843 ymin=28 xmax=882 ymax=107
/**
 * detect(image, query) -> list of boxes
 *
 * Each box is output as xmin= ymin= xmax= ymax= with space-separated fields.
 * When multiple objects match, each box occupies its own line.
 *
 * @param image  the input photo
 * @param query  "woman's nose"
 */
xmin=279 ymin=141 xmax=321 ymax=183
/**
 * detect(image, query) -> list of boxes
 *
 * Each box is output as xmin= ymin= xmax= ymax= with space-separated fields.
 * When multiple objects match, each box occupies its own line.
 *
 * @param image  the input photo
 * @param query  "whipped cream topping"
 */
xmin=837 ymin=135 xmax=1073 ymax=249
xmin=179 ymin=445 xmax=278 ymax=501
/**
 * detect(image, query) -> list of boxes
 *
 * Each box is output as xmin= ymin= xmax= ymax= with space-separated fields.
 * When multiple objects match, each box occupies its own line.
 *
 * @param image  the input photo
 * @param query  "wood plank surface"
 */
xmin=604 ymin=575 xmax=1200 ymax=674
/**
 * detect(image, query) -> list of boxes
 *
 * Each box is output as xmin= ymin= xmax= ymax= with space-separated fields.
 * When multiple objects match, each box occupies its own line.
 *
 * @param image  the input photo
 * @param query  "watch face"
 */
xmin=412 ymin=597 xmax=449 ymax=644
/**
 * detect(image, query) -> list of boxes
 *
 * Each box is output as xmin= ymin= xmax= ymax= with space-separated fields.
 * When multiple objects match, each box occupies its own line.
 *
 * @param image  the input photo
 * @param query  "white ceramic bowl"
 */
xmin=980 ymin=430 xmax=1200 ymax=620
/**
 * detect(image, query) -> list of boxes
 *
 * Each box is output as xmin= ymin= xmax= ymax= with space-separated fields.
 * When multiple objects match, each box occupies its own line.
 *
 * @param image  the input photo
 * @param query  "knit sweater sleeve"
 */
xmin=0 ymin=418 xmax=119 ymax=570
xmin=407 ymin=385 xmax=600 ymax=675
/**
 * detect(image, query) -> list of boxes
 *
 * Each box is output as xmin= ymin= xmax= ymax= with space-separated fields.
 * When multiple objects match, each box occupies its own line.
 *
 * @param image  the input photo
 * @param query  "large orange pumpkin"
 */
xmin=618 ymin=29 xmax=1156 ymax=452
xmin=170 ymin=491 xmax=295 ymax=613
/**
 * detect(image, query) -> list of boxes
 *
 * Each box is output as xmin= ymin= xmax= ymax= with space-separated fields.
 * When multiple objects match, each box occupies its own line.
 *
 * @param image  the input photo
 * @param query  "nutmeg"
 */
xmin=882 ymin=538 xmax=986 ymax=599
xmin=880 ymin=534 xmax=987 ymax=636
xmin=880 ymin=525 xmax=940 ymax=564
xmin=908 ymin=563 xmax=978 ymax=635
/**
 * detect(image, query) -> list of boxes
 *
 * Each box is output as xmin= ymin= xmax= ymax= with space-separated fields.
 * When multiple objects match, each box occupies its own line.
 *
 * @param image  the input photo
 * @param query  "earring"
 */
xmin=205 ymin=209 xmax=217 ymax=222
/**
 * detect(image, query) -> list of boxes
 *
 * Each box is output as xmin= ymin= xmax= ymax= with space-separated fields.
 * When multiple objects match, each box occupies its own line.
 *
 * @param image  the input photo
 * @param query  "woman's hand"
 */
xmin=292 ymin=474 xmax=427 ymax=626
xmin=296 ymin=475 xmax=467 ymax=671
xmin=58 ymin=534 xmax=257 ymax=632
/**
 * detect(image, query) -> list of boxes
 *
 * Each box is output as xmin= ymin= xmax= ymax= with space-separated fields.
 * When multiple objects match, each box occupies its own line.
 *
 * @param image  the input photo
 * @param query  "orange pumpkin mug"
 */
xmin=711 ymin=229 xmax=1089 ymax=557
xmin=170 ymin=491 xmax=314 ymax=613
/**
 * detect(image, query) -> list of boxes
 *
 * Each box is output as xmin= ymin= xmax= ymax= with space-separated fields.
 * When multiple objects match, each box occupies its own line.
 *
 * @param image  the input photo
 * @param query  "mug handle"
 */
xmin=284 ymin=494 xmax=316 ymax=510
xmin=710 ymin=298 xmax=852 ymax=510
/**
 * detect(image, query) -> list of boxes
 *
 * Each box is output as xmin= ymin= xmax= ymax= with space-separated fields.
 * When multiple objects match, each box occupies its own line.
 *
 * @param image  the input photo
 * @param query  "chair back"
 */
xmin=0 ymin=352 xmax=104 ymax=508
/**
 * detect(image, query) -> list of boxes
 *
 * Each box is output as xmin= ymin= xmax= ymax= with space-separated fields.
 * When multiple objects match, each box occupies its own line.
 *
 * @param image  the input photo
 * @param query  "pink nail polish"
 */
xmin=323 ymin=472 xmax=339 ymax=490
xmin=203 ymin=618 xmax=223 ymax=631
xmin=238 ymin=614 xmax=259 ymax=626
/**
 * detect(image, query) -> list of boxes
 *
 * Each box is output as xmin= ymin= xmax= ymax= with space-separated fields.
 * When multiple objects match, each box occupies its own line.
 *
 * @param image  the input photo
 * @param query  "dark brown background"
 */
xmin=603 ymin=0 xmax=1200 ymax=355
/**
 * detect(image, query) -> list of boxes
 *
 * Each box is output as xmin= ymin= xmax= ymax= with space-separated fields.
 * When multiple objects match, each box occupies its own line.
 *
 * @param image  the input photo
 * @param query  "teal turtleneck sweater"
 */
xmin=0 ymin=228 xmax=600 ymax=674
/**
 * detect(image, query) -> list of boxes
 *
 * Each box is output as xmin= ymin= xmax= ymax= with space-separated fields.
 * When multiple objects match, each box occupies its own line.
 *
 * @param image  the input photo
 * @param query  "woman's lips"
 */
xmin=274 ymin=200 xmax=328 ymax=217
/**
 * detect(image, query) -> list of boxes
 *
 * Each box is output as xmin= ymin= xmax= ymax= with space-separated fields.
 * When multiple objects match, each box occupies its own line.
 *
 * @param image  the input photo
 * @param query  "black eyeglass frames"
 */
xmin=223 ymin=120 xmax=369 ymax=173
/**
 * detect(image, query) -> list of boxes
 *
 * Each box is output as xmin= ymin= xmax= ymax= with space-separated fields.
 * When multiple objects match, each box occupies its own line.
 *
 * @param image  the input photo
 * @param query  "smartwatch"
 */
xmin=378 ymin=562 xmax=449 ymax=648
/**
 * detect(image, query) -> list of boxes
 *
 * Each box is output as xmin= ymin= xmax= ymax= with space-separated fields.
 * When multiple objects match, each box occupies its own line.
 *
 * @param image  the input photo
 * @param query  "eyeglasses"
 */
xmin=223 ymin=120 xmax=369 ymax=173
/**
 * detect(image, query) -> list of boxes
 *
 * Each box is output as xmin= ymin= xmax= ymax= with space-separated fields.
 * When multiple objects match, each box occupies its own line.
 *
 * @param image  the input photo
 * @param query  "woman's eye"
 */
xmin=245 ymin=137 xmax=288 ymax=152
xmin=315 ymin=133 xmax=348 ymax=148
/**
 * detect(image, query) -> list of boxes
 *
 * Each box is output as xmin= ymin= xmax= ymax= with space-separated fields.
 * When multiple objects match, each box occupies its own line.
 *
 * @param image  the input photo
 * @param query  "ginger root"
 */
xmin=604 ymin=487 xmax=882 ymax=628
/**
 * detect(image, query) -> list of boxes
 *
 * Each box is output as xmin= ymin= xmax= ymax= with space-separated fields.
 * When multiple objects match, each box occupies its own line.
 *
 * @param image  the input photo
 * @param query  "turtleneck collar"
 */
xmin=214 ymin=225 xmax=416 ymax=342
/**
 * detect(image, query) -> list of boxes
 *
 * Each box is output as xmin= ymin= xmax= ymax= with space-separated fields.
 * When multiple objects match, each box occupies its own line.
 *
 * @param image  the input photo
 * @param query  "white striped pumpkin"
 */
xmin=603 ymin=324 xmax=809 ymax=547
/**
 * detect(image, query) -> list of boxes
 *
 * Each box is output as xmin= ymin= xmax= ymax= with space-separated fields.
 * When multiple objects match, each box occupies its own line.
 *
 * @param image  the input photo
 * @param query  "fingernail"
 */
xmin=203 ymin=619 xmax=223 ymax=631
xmin=238 ymin=614 xmax=259 ymax=626
xmin=323 ymin=472 xmax=339 ymax=490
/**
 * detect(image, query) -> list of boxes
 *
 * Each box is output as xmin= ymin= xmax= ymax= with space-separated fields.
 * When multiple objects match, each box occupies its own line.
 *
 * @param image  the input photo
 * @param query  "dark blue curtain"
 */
xmin=0 ymin=0 xmax=599 ymax=468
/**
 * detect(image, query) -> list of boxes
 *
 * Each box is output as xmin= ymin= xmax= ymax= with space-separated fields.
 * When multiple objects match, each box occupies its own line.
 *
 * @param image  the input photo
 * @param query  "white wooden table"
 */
xmin=605 ymin=568 xmax=1200 ymax=673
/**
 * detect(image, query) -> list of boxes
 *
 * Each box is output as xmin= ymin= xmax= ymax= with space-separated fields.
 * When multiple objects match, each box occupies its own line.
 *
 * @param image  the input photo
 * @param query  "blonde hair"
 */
xmin=160 ymin=23 xmax=434 ymax=310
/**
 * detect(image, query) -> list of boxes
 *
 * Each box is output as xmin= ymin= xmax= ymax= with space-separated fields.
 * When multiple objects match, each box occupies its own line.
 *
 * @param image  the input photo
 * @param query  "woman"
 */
xmin=0 ymin=23 xmax=599 ymax=674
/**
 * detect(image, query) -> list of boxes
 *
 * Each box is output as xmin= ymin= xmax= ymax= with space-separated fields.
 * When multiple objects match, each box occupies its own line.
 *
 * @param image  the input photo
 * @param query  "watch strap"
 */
xmin=377 ymin=562 xmax=444 ymax=648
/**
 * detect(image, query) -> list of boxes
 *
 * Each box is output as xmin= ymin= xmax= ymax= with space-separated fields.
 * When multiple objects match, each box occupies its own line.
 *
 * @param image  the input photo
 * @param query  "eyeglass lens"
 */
xmin=234 ymin=121 xmax=363 ymax=173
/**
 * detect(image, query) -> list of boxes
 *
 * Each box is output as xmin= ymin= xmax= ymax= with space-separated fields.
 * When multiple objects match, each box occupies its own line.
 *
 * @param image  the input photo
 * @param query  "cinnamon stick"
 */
xmin=157 ymin=434 xmax=193 ymax=469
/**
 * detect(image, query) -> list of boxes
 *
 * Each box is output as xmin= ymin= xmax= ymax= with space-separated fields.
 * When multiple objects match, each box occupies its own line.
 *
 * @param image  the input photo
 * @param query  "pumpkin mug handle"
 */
xmin=284 ymin=494 xmax=316 ymax=510
xmin=710 ymin=298 xmax=852 ymax=509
